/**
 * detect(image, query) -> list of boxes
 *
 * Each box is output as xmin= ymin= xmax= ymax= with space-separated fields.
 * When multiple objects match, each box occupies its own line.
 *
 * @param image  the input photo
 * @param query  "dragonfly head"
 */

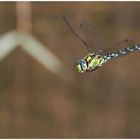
xmin=76 ymin=59 xmax=88 ymax=73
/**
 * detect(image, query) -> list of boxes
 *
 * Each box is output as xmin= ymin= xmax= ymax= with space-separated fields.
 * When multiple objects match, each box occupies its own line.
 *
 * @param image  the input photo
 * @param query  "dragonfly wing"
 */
xmin=101 ymin=39 xmax=138 ymax=55
xmin=79 ymin=20 xmax=109 ymax=54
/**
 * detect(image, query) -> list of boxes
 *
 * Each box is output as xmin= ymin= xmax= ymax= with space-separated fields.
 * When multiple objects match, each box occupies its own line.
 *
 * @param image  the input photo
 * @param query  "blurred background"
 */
xmin=0 ymin=2 xmax=140 ymax=138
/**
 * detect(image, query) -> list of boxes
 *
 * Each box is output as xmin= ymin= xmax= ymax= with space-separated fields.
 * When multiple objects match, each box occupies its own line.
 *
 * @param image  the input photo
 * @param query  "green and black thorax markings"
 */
xmin=63 ymin=16 xmax=140 ymax=73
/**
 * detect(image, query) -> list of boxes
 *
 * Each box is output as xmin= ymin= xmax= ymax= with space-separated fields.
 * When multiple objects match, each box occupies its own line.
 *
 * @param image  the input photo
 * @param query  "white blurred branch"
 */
xmin=0 ymin=2 xmax=73 ymax=82
xmin=0 ymin=31 xmax=20 ymax=60
xmin=0 ymin=30 xmax=67 ymax=78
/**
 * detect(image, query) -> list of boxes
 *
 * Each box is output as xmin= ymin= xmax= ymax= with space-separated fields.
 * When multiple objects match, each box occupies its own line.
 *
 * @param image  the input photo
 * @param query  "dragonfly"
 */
xmin=63 ymin=16 xmax=140 ymax=73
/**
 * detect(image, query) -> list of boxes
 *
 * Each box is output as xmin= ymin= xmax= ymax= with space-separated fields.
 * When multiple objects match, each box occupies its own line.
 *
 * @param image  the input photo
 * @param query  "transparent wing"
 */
xmin=63 ymin=16 xmax=138 ymax=56
xmin=63 ymin=16 xmax=92 ymax=53
xmin=79 ymin=20 xmax=109 ymax=54
xmin=101 ymin=39 xmax=138 ymax=55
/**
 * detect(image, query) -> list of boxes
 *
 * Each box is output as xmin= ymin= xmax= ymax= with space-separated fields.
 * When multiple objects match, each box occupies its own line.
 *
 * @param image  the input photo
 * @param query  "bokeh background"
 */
xmin=0 ymin=2 xmax=140 ymax=138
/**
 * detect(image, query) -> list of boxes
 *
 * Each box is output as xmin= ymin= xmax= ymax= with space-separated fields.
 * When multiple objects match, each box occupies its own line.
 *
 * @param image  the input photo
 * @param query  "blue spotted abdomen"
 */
xmin=104 ymin=44 xmax=140 ymax=61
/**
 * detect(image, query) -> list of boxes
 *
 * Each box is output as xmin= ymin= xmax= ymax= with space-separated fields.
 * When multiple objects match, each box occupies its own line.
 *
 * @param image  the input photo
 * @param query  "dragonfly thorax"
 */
xmin=76 ymin=53 xmax=106 ymax=73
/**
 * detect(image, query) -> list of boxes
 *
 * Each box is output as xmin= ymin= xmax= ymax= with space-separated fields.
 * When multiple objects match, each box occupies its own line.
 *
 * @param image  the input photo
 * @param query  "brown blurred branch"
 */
xmin=16 ymin=2 xmax=32 ymax=32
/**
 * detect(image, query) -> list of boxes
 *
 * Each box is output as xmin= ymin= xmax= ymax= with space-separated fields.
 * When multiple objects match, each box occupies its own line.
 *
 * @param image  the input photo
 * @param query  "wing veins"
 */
xmin=63 ymin=16 xmax=91 ymax=53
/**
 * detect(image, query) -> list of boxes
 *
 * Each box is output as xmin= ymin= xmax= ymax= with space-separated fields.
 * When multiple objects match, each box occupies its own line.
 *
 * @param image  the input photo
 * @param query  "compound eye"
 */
xmin=76 ymin=60 xmax=88 ymax=73
xmin=79 ymin=60 xmax=87 ymax=71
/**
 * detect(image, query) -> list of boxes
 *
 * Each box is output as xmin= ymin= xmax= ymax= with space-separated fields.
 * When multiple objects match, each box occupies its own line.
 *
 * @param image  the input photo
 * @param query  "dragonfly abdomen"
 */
xmin=104 ymin=44 xmax=140 ymax=61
